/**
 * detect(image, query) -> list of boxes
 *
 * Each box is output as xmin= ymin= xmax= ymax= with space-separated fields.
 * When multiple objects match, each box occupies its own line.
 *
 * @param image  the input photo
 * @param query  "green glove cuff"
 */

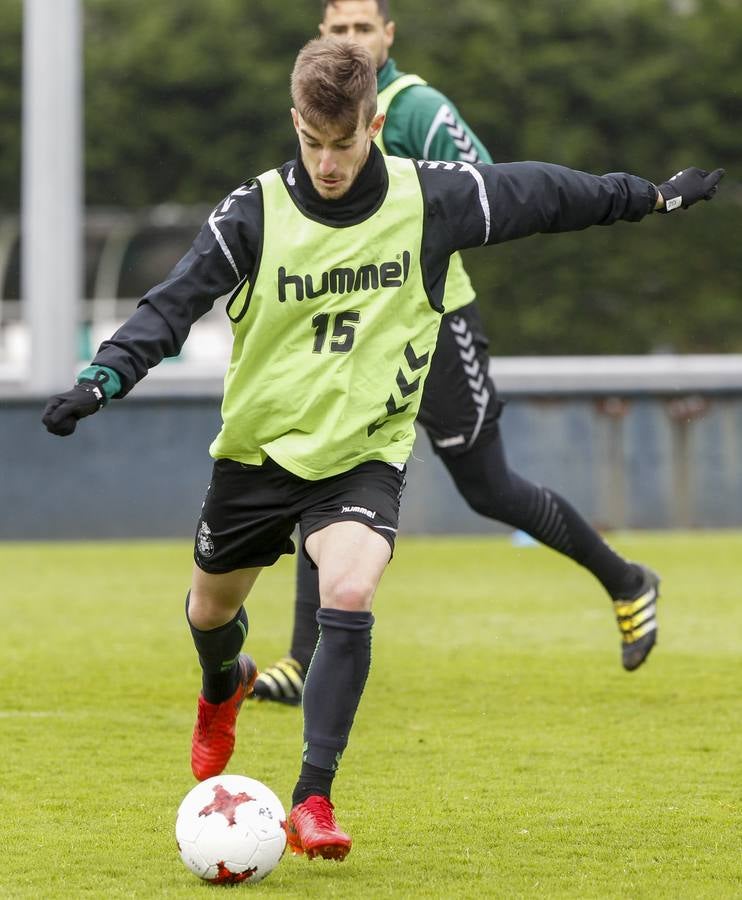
xmin=77 ymin=365 xmax=122 ymax=401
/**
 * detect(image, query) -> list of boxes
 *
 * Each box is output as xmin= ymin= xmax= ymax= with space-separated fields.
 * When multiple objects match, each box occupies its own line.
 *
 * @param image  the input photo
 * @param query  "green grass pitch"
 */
xmin=1 ymin=533 xmax=740 ymax=898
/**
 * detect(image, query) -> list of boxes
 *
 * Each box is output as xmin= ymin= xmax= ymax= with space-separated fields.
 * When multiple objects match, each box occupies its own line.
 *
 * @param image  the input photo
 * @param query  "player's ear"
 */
xmin=291 ymin=108 xmax=300 ymax=134
xmin=369 ymin=113 xmax=385 ymax=140
xmin=384 ymin=19 xmax=395 ymax=49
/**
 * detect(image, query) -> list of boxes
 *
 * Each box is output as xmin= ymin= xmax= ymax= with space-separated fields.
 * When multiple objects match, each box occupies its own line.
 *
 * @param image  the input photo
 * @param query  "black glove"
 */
xmin=42 ymin=379 xmax=107 ymax=436
xmin=656 ymin=167 xmax=725 ymax=212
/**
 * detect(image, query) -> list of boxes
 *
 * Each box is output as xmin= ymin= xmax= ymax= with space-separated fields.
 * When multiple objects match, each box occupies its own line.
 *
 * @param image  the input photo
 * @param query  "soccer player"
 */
xmin=42 ymin=38 xmax=722 ymax=861
xmin=253 ymin=0 xmax=669 ymax=706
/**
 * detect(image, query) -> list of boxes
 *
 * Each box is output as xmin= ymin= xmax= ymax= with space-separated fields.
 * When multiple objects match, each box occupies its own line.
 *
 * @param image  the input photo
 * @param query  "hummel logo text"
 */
xmin=278 ymin=251 xmax=411 ymax=302
xmin=341 ymin=505 xmax=377 ymax=520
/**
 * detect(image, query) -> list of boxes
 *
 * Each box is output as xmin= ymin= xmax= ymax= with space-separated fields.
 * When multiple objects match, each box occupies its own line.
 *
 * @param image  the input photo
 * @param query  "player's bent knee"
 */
xmin=188 ymin=581 xmax=249 ymax=630
xmin=320 ymin=577 xmax=375 ymax=612
xmin=446 ymin=474 xmax=498 ymax=518
xmin=463 ymin=492 xmax=501 ymax=519
xmin=443 ymin=455 xmax=518 ymax=520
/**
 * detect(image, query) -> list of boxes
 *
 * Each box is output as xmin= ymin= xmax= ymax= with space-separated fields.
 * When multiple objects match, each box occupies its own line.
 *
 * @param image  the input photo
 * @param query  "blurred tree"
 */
xmin=84 ymin=0 xmax=317 ymax=205
xmin=1 ymin=0 xmax=739 ymax=352
xmin=0 ymin=1 xmax=22 ymax=208
xmin=392 ymin=0 xmax=742 ymax=353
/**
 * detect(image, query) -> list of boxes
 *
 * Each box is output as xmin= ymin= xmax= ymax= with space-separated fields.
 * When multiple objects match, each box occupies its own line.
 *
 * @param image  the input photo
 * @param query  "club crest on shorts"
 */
xmin=197 ymin=520 xmax=215 ymax=558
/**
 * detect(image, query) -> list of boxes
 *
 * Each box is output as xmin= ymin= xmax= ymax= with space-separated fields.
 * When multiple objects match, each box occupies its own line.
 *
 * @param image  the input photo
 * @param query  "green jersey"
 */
xmin=376 ymin=59 xmax=492 ymax=164
xmin=374 ymin=59 xmax=492 ymax=314
xmin=208 ymin=155 xmax=442 ymax=480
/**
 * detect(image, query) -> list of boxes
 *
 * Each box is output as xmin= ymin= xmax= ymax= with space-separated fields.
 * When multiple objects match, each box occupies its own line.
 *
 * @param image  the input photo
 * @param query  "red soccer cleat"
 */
xmin=287 ymin=795 xmax=352 ymax=861
xmin=191 ymin=654 xmax=258 ymax=781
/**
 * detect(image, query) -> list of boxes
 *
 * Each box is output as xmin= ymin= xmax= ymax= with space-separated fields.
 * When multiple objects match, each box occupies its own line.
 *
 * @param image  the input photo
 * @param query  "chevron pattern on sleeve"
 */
xmin=423 ymin=104 xmax=481 ymax=164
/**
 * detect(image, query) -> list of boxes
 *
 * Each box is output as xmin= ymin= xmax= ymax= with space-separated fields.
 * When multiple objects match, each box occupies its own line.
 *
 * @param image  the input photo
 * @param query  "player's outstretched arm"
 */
xmin=654 ymin=166 xmax=725 ymax=212
xmin=422 ymin=160 xmax=726 ymax=253
xmin=42 ymin=182 xmax=263 ymax=437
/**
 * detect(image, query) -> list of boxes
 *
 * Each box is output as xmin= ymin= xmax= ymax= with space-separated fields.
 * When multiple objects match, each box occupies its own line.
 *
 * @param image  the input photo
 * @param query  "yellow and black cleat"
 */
xmin=252 ymin=656 xmax=304 ymax=705
xmin=613 ymin=566 xmax=660 ymax=671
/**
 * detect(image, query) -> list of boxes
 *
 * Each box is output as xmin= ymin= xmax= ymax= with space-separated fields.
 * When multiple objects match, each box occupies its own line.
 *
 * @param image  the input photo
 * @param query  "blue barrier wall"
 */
xmin=3 ymin=389 xmax=742 ymax=540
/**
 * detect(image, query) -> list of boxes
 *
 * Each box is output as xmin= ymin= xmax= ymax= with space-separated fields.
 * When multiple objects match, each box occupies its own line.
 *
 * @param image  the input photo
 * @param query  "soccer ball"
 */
xmin=175 ymin=775 xmax=287 ymax=884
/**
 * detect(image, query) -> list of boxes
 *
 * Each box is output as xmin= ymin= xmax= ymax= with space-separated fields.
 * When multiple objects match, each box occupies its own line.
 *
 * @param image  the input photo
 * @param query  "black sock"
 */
xmin=186 ymin=592 xmax=248 ymax=703
xmin=297 ymin=608 xmax=374 ymax=792
xmin=526 ymin=487 xmax=640 ymax=597
xmin=292 ymin=762 xmax=335 ymax=807
xmin=607 ymin=561 xmax=645 ymax=599
xmin=290 ymin=555 xmax=322 ymax=671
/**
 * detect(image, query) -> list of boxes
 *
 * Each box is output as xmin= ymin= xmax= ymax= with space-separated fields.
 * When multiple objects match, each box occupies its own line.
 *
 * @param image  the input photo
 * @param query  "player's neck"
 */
xmin=292 ymin=144 xmax=387 ymax=224
xmin=377 ymin=57 xmax=398 ymax=92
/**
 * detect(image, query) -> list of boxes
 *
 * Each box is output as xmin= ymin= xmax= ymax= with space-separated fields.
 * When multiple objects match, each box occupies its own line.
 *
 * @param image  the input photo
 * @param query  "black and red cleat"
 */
xmin=287 ymin=795 xmax=352 ymax=861
xmin=191 ymin=654 xmax=258 ymax=781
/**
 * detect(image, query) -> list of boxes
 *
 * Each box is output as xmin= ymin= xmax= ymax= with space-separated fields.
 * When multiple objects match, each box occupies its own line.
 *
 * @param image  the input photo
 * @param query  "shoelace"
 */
xmin=299 ymin=796 xmax=336 ymax=830
xmin=196 ymin=697 xmax=233 ymax=735
xmin=195 ymin=701 xmax=214 ymax=736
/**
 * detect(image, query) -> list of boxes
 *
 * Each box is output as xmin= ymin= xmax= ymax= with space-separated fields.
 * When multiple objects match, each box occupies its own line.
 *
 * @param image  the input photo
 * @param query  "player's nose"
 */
xmin=318 ymin=151 xmax=336 ymax=175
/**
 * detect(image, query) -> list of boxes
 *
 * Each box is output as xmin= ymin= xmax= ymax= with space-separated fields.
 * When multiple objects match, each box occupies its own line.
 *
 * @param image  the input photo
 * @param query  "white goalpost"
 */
xmin=22 ymin=0 xmax=82 ymax=393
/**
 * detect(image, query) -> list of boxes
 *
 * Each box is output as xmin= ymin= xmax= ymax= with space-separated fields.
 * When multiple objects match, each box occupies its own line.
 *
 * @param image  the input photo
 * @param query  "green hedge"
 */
xmin=1 ymin=0 xmax=739 ymax=352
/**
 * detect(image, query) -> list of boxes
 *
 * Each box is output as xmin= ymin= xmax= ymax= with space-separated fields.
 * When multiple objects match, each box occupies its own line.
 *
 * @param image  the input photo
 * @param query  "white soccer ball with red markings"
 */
xmin=176 ymin=775 xmax=287 ymax=884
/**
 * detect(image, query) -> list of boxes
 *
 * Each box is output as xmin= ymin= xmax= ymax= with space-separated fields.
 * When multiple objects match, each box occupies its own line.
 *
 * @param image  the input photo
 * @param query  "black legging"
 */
xmin=438 ymin=426 xmax=629 ymax=585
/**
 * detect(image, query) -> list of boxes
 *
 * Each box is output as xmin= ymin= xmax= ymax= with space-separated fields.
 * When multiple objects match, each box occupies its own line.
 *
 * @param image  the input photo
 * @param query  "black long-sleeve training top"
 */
xmin=92 ymin=144 xmax=658 ymax=396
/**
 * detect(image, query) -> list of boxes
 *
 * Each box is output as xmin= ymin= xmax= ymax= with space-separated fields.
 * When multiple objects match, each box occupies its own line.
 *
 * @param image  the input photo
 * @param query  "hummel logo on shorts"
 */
xmin=341 ymin=505 xmax=377 ymax=520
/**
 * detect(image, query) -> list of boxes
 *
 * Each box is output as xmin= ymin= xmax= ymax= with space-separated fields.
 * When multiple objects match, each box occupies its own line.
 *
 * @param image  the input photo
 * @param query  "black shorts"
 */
xmin=194 ymin=457 xmax=406 ymax=573
xmin=417 ymin=302 xmax=504 ymax=457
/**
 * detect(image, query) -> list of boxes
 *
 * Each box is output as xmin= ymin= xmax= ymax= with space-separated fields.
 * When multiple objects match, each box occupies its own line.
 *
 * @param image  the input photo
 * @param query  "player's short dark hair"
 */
xmin=291 ymin=38 xmax=377 ymax=133
xmin=321 ymin=0 xmax=391 ymax=23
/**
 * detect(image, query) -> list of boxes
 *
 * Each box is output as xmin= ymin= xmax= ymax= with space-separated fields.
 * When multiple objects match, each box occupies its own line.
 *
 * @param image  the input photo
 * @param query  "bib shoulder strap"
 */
xmin=375 ymin=74 xmax=427 ymax=154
